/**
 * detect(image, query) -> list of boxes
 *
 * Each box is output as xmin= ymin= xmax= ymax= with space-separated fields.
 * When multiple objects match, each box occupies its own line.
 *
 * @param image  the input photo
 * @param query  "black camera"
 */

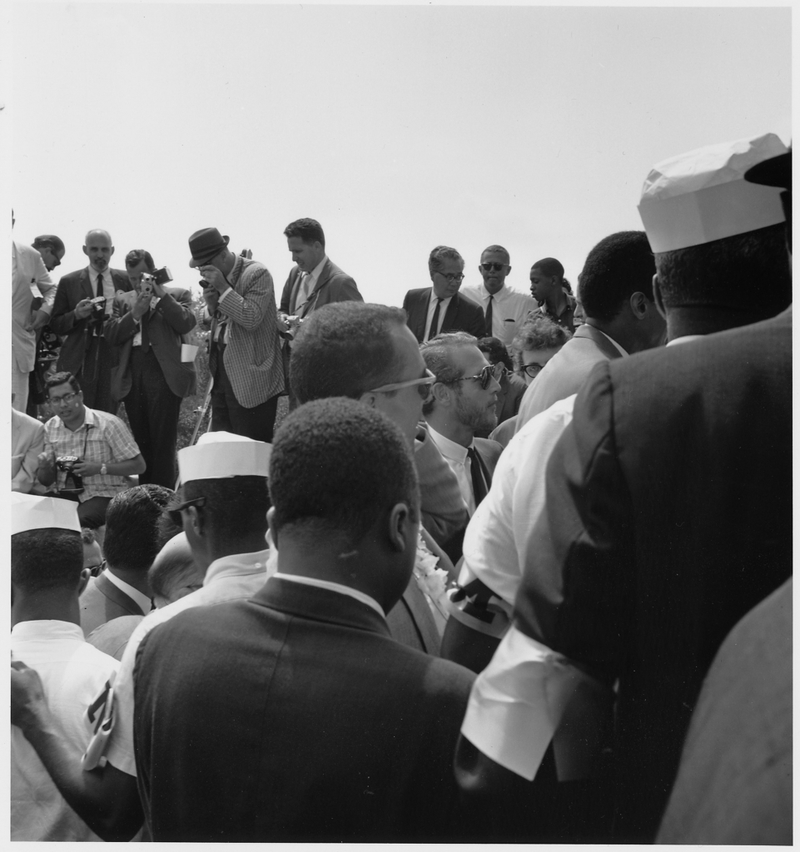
xmin=89 ymin=296 xmax=106 ymax=316
xmin=56 ymin=456 xmax=84 ymax=493
xmin=149 ymin=267 xmax=173 ymax=286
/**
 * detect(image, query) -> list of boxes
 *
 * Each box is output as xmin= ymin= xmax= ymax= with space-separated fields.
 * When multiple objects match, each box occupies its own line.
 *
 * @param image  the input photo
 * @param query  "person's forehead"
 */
xmin=440 ymin=255 xmax=464 ymax=271
xmin=451 ymin=344 xmax=488 ymax=376
xmin=86 ymin=234 xmax=112 ymax=248
xmin=126 ymin=260 xmax=149 ymax=274
xmin=481 ymin=250 xmax=509 ymax=265
xmin=48 ymin=382 xmax=74 ymax=396
xmin=287 ymin=236 xmax=311 ymax=249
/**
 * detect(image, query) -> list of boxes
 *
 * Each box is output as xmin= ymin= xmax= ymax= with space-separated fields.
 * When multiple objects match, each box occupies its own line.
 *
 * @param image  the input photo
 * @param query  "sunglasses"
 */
xmin=369 ymin=369 xmax=436 ymax=399
xmin=167 ymin=496 xmax=207 ymax=527
xmin=446 ymin=362 xmax=505 ymax=390
xmin=481 ymin=262 xmax=506 ymax=272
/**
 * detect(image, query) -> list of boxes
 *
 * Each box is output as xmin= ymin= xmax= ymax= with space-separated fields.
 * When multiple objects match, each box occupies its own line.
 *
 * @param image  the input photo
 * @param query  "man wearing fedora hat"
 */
xmin=188 ymin=227 xmax=284 ymax=442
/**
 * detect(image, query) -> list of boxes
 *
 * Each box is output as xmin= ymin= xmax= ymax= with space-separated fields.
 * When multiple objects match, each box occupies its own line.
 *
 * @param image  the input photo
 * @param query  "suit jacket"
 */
xmin=213 ymin=256 xmax=284 ymax=407
xmin=402 ymin=288 xmax=487 ymax=343
xmin=515 ymin=323 xmax=623 ymax=432
xmin=104 ymin=287 xmax=197 ymax=401
xmin=514 ymin=309 xmax=793 ymax=841
xmin=50 ymin=267 xmax=132 ymax=376
xmin=280 ymin=258 xmax=363 ymax=317
xmin=12 ymin=409 xmax=45 ymax=493
xmin=79 ymin=572 xmax=148 ymax=638
xmin=12 ymin=242 xmax=56 ymax=373
xmin=134 ymin=577 xmax=478 ymax=842
xmin=387 ymin=575 xmax=442 ymax=655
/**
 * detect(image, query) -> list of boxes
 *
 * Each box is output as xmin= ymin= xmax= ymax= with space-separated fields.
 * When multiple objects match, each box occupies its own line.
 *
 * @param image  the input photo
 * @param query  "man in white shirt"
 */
xmin=11 ymin=494 xmax=123 ymax=841
xmin=460 ymin=245 xmax=537 ymax=347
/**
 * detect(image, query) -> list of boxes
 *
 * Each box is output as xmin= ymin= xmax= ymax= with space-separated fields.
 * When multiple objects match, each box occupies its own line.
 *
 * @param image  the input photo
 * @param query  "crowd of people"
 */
xmin=10 ymin=131 xmax=792 ymax=843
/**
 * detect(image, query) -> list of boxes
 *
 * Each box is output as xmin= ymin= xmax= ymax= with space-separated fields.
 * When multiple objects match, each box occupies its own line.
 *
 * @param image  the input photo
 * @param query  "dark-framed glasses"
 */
xmin=167 ymin=496 xmax=207 ymax=527
xmin=519 ymin=362 xmax=546 ymax=379
xmin=446 ymin=362 xmax=505 ymax=390
xmin=48 ymin=391 xmax=79 ymax=407
xmin=369 ymin=369 xmax=436 ymax=399
xmin=481 ymin=262 xmax=506 ymax=272
xmin=436 ymin=271 xmax=465 ymax=283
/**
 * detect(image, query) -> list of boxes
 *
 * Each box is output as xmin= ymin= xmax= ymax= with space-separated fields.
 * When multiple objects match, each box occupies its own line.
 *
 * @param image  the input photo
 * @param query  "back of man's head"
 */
xmin=147 ymin=532 xmax=203 ymax=608
xmin=578 ymin=231 xmax=656 ymax=322
xmin=104 ymin=484 xmax=174 ymax=574
xmin=12 ymin=529 xmax=83 ymax=596
xmin=270 ymin=398 xmax=419 ymax=553
xmin=291 ymin=302 xmax=409 ymax=403
xmin=181 ymin=476 xmax=271 ymax=545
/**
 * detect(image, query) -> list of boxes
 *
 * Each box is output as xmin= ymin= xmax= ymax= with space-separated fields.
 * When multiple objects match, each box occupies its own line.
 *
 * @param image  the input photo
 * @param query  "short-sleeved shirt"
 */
xmin=44 ymin=406 xmax=140 ymax=502
xmin=528 ymin=294 xmax=578 ymax=332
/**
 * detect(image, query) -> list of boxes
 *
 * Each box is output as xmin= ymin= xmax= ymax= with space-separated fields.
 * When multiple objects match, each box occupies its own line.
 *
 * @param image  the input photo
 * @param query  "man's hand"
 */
xmin=31 ymin=309 xmax=50 ymax=331
xmin=73 ymin=459 xmax=102 ymax=477
xmin=131 ymin=289 xmax=151 ymax=321
xmin=197 ymin=264 xmax=229 ymax=295
xmin=11 ymin=660 xmax=48 ymax=734
xmin=203 ymin=285 xmax=220 ymax=315
xmin=74 ymin=298 xmax=94 ymax=320
xmin=37 ymin=450 xmax=56 ymax=473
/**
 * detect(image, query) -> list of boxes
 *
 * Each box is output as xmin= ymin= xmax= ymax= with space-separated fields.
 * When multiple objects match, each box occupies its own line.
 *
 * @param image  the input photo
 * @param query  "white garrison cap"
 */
xmin=638 ymin=132 xmax=788 ymax=253
xmin=12 ymin=493 xmax=81 ymax=535
xmin=177 ymin=430 xmax=271 ymax=484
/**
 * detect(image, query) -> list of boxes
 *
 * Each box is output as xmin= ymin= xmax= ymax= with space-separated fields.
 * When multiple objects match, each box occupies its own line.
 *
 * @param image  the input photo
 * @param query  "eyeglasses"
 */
xmin=481 ymin=262 xmax=506 ymax=272
xmin=167 ymin=496 xmax=207 ymax=527
xmin=87 ymin=559 xmax=106 ymax=577
xmin=435 ymin=271 xmax=465 ymax=283
xmin=49 ymin=391 xmax=79 ymax=406
xmin=519 ymin=363 xmax=546 ymax=378
xmin=443 ymin=362 xmax=505 ymax=390
xmin=369 ymin=369 xmax=436 ymax=399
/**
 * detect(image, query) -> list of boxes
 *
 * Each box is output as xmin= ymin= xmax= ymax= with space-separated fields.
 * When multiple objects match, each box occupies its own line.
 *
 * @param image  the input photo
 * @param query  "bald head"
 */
xmin=83 ymin=230 xmax=114 ymax=273
xmin=147 ymin=532 xmax=203 ymax=609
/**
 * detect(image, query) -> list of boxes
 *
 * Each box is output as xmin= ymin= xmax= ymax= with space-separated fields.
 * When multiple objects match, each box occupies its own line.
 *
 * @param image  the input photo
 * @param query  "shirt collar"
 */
xmin=103 ymin=568 xmax=153 ymax=614
xmin=593 ymin=327 xmax=629 ymax=357
xmin=307 ymin=255 xmax=328 ymax=284
xmin=11 ymin=620 xmax=85 ymax=641
xmin=204 ymin=548 xmax=271 ymax=586
xmin=273 ymin=571 xmax=385 ymax=617
xmin=667 ymin=334 xmax=706 ymax=347
xmin=426 ymin=423 xmax=471 ymax=463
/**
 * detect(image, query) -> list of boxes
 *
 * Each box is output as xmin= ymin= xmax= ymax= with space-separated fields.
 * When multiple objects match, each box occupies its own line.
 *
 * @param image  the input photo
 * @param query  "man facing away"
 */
xmin=189 ymin=227 xmax=284 ymax=442
xmin=134 ymin=398 xmax=478 ymax=841
xmin=11 ymin=494 xmax=120 ymax=841
xmin=104 ymin=249 xmax=196 ymax=487
xmin=49 ymin=229 xmax=132 ymax=413
xmin=460 ymin=245 xmax=537 ymax=347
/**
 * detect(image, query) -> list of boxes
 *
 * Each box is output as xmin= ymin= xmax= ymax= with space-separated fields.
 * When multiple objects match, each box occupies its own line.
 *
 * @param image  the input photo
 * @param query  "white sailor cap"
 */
xmin=638 ymin=132 xmax=788 ymax=253
xmin=11 ymin=493 xmax=82 ymax=535
xmin=177 ymin=431 xmax=271 ymax=484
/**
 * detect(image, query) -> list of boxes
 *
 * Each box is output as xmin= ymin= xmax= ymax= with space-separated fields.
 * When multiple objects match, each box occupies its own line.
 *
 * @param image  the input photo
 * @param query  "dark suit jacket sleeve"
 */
xmin=49 ymin=274 xmax=81 ymax=335
xmin=464 ymin=298 xmax=488 ymax=339
xmin=104 ymin=293 xmax=138 ymax=346
xmin=513 ymin=358 xmax=631 ymax=678
xmin=155 ymin=289 xmax=196 ymax=334
xmin=280 ymin=270 xmax=296 ymax=314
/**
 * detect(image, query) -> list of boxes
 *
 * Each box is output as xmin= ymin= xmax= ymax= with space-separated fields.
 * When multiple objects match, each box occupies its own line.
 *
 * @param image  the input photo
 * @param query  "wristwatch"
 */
xmin=100 ymin=463 xmax=108 ymax=476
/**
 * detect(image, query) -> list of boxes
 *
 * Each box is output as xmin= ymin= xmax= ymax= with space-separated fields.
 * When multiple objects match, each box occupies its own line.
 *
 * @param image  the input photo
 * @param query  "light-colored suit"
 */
xmin=515 ymin=324 xmax=623 ymax=432
xmin=80 ymin=571 xmax=149 ymax=638
xmin=280 ymin=258 xmax=362 ymax=317
xmin=12 ymin=408 xmax=45 ymax=493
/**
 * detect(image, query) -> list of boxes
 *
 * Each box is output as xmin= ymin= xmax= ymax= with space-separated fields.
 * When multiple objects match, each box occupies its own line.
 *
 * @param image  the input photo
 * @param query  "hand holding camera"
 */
xmin=74 ymin=298 xmax=96 ymax=320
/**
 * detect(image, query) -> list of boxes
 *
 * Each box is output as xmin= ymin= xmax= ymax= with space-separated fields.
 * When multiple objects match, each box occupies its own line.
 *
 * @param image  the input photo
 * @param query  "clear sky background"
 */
xmin=8 ymin=2 xmax=793 ymax=308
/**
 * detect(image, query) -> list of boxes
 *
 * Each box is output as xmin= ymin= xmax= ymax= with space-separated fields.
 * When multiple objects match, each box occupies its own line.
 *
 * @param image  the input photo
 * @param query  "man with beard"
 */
xmin=420 ymin=333 xmax=503 ymax=562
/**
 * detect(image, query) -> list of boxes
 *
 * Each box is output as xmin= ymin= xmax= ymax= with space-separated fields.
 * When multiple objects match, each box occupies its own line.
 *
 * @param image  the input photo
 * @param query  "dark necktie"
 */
xmin=141 ymin=303 xmax=151 ymax=353
xmin=466 ymin=446 xmax=490 ymax=507
xmin=428 ymin=298 xmax=443 ymax=341
xmin=92 ymin=273 xmax=105 ymax=336
xmin=484 ymin=294 xmax=494 ymax=337
xmin=96 ymin=273 xmax=104 ymax=299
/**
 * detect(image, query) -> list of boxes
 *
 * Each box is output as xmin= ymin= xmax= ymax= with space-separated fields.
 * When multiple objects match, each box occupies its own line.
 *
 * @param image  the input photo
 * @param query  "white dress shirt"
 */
xmin=424 ymin=293 xmax=453 ymax=340
xmin=460 ymin=283 xmax=537 ymax=347
xmin=426 ymin=424 xmax=477 ymax=514
xmin=273 ymin=572 xmax=385 ymax=618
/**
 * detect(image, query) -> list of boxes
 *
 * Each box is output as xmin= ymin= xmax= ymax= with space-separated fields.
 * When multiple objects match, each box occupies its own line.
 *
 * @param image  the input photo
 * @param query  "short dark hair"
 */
xmin=420 ymin=332 xmax=478 ymax=415
xmin=511 ymin=315 xmax=572 ymax=368
xmin=477 ymin=336 xmax=513 ymax=371
xmin=655 ymin=223 xmax=791 ymax=315
xmin=578 ymin=231 xmax=656 ymax=322
xmin=12 ymin=529 xmax=83 ymax=594
xmin=531 ymin=257 xmax=564 ymax=278
xmin=103 ymin=485 xmax=174 ymax=574
xmin=291 ymin=302 xmax=409 ymax=403
xmin=181 ymin=476 xmax=271 ymax=544
xmin=125 ymin=249 xmax=156 ymax=272
xmin=270 ymin=398 xmax=419 ymax=548
xmin=45 ymin=371 xmax=81 ymax=396
xmin=428 ymin=245 xmax=463 ymax=275
xmin=284 ymin=218 xmax=325 ymax=249
xmin=32 ymin=235 xmax=65 ymax=254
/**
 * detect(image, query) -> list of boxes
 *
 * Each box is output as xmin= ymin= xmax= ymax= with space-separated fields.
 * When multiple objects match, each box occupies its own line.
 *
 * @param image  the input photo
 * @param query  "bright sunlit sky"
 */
xmin=7 ymin=2 xmax=793 ymax=308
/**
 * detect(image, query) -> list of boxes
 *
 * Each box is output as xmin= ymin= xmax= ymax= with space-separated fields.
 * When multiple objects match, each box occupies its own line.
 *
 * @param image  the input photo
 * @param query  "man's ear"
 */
xmin=652 ymin=274 xmax=667 ymax=320
xmin=506 ymin=265 xmax=512 ymax=276
xmin=386 ymin=502 xmax=413 ymax=553
xmin=358 ymin=391 xmax=378 ymax=410
xmin=266 ymin=506 xmax=279 ymax=550
xmin=77 ymin=567 xmax=91 ymax=596
xmin=109 ymin=246 xmax=115 ymax=258
xmin=82 ymin=245 xmax=89 ymax=258
xmin=629 ymin=290 xmax=649 ymax=320
xmin=186 ymin=504 xmax=205 ymax=536
xmin=431 ymin=381 xmax=451 ymax=408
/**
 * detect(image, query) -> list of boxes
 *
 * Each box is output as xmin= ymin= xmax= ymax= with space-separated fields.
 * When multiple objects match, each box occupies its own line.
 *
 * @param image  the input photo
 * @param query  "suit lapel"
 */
xmin=576 ymin=324 xmax=625 ymax=360
xmin=400 ymin=581 xmax=442 ymax=655
xmin=81 ymin=269 xmax=94 ymax=301
xmin=96 ymin=572 xmax=146 ymax=617
xmin=300 ymin=260 xmax=332 ymax=317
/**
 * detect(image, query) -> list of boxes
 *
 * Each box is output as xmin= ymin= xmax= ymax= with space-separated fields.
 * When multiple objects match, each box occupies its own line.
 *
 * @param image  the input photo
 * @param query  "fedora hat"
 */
xmin=188 ymin=227 xmax=230 ymax=268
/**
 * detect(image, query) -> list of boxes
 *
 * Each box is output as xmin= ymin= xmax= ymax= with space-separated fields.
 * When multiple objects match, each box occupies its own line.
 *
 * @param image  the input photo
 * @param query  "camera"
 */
xmin=56 ymin=455 xmax=79 ymax=472
xmin=146 ymin=267 xmax=173 ymax=287
xmin=89 ymin=296 xmax=106 ymax=316
xmin=56 ymin=456 xmax=84 ymax=493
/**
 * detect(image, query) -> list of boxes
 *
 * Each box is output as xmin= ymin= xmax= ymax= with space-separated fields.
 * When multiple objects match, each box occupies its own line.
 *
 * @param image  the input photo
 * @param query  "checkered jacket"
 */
xmin=217 ymin=256 xmax=285 ymax=407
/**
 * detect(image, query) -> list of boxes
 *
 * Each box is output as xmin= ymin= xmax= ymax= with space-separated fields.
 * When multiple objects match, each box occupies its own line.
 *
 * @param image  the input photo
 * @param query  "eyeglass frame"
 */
xmin=48 ymin=390 xmax=81 ymax=407
xmin=439 ymin=362 xmax=505 ymax=390
xmin=434 ymin=270 xmax=465 ymax=283
xmin=167 ymin=496 xmax=207 ymax=527
xmin=368 ymin=369 xmax=436 ymax=399
xmin=518 ymin=362 xmax=547 ymax=378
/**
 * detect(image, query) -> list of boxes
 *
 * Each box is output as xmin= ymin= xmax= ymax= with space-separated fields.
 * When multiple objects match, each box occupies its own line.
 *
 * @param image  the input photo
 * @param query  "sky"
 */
xmin=6 ymin=2 xmax=794 ymax=310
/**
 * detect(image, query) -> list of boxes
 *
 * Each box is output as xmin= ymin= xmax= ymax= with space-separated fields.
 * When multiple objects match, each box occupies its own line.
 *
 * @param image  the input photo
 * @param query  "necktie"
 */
xmin=295 ymin=272 xmax=310 ymax=313
xmin=428 ymin=298 xmax=443 ymax=341
xmin=484 ymin=295 xmax=494 ymax=337
xmin=467 ymin=446 xmax=489 ymax=507
xmin=92 ymin=273 xmax=105 ymax=336
xmin=96 ymin=273 xmax=104 ymax=299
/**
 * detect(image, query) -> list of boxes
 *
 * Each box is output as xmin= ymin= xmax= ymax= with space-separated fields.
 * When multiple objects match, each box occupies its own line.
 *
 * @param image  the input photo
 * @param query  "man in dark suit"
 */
xmin=290 ymin=302 xmax=469 ymax=654
xmin=79 ymin=484 xmax=172 ymax=637
xmin=280 ymin=217 xmax=362 ymax=321
xmin=419 ymin=332 xmax=503 ymax=563
xmin=50 ymin=230 xmax=132 ymax=413
xmin=104 ymin=250 xmax=197 ymax=488
xmin=456 ymin=132 xmax=792 ymax=843
xmin=403 ymin=246 xmax=487 ymax=343
xmin=133 ymin=398 xmax=478 ymax=841
xmin=515 ymin=230 xmax=665 ymax=432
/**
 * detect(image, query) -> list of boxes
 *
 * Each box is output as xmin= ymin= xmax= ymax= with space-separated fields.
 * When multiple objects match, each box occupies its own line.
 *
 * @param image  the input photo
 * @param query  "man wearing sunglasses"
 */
xmin=460 ymin=246 xmax=537 ymax=347
xmin=403 ymin=246 xmax=487 ymax=344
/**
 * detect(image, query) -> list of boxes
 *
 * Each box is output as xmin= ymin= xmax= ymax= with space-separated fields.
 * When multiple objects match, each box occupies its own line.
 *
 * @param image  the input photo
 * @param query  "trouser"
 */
xmin=210 ymin=350 xmax=278 ymax=443
xmin=53 ymin=493 xmax=113 ymax=529
xmin=124 ymin=348 xmax=182 ymax=488
xmin=12 ymin=366 xmax=29 ymax=412
xmin=78 ymin=336 xmax=118 ymax=414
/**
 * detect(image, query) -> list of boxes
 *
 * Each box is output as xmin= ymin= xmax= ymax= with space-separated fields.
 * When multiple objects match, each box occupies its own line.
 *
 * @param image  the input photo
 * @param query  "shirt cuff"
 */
xmin=218 ymin=287 xmax=234 ymax=304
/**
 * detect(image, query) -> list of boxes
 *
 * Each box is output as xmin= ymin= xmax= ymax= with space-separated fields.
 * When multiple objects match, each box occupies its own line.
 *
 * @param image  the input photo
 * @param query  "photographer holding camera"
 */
xmin=36 ymin=372 xmax=145 ymax=530
xmin=104 ymin=250 xmax=196 ymax=487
